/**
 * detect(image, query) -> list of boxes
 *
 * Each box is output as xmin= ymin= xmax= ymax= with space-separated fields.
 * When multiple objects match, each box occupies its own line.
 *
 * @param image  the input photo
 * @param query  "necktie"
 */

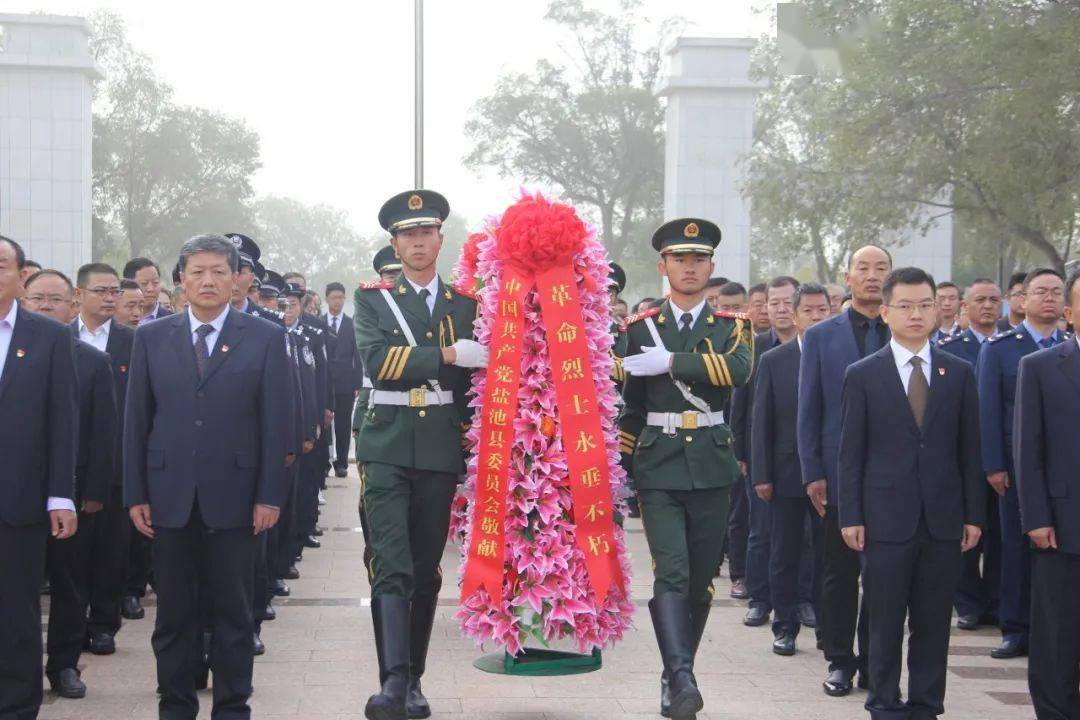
xmin=680 ymin=312 xmax=693 ymax=338
xmin=194 ymin=324 xmax=214 ymax=377
xmin=864 ymin=320 xmax=881 ymax=357
xmin=419 ymin=289 xmax=432 ymax=317
xmin=908 ymin=356 xmax=929 ymax=429
xmin=1039 ymin=337 xmax=1055 ymax=349
xmin=331 ymin=316 xmax=339 ymax=334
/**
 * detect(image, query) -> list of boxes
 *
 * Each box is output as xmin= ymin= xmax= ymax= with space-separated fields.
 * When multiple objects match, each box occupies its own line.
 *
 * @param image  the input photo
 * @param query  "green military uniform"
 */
xmin=617 ymin=218 xmax=753 ymax=720
xmin=355 ymin=190 xmax=479 ymax=720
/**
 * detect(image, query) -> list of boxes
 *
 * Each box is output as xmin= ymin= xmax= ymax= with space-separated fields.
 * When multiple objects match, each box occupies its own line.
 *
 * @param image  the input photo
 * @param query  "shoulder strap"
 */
xmin=644 ymin=317 xmax=713 ymax=415
xmin=378 ymin=288 xmax=443 ymax=393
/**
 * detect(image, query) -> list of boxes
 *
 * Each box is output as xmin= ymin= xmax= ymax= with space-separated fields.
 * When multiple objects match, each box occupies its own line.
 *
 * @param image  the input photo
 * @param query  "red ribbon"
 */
xmin=461 ymin=263 xmax=622 ymax=607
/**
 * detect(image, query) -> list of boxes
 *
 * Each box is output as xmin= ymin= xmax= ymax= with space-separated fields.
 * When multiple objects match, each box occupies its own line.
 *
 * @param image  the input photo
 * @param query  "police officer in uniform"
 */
xmin=618 ymin=219 xmax=753 ymax=720
xmin=354 ymin=246 xmax=403 ymax=582
xmin=354 ymin=190 xmax=487 ymax=720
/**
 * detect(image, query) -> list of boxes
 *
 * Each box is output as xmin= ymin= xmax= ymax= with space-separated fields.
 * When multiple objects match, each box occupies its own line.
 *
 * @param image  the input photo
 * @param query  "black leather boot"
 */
xmin=365 ymin=595 xmax=410 ymax=720
xmin=649 ymin=593 xmax=704 ymax=720
xmin=657 ymin=600 xmax=709 ymax=718
xmin=406 ymin=587 xmax=440 ymax=719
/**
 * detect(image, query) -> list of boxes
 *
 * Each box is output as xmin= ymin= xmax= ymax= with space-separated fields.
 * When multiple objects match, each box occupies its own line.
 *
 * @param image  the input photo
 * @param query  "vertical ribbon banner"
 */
xmin=460 ymin=266 xmax=529 ymax=606
xmin=536 ymin=264 xmax=622 ymax=605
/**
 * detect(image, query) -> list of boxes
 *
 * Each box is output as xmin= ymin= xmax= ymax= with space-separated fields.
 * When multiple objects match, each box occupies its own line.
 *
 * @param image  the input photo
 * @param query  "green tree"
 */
xmin=89 ymin=11 xmax=260 ymax=265
xmin=464 ymin=0 xmax=674 ymax=298
xmin=749 ymin=0 xmax=1080 ymax=278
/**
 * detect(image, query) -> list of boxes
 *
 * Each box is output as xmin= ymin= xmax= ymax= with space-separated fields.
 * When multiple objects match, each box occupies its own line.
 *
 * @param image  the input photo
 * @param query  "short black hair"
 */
xmin=1066 ymin=270 xmax=1080 ymax=307
xmin=76 ymin=262 xmax=119 ymax=288
xmin=282 ymin=271 xmax=305 ymax=283
xmin=793 ymin=282 xmax=829 ymax=310
xmin=24 ymin=269 xmax=73 ymax=291
xmin=705 ymin=276 xmax=729 ymax=288
xmin=766 ymin=276 xmax=800 ymax=296
xmin=325 ymin=282 xmax=346 ymax=295
xmin=748 ymin=283 xmax=767 ymax=297
xmin=1023 ymin=267 xmax=1064 ymax=289
xmin=1007 ymin=271 xmax=1028 ymax=291
xmin=883 ymin=267 xmax=936 ymax=304
xmin=123 ymin=257 xmax=160 ymax=279
xmin=637 ymin=296 xmax=657 ymax=307
xmin=847 ymin=244 xmax=893 ymax=270
xmin=937 ymin=281 xmax=959 ymax=293
xmin=0 ymin=235 xmax=26 ymax=269
xmin=120 ymin=278 xmax=141 ymax=291
xmin=719 ymin=281 xmax=747 ymax=297
xmin=24 ymin=259 xmax=42 ymax=272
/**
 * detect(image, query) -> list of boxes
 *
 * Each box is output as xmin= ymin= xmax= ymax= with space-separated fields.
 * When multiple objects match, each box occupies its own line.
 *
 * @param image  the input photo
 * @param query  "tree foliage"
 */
xmin=464 ymin=0 xmax=675 ymax=298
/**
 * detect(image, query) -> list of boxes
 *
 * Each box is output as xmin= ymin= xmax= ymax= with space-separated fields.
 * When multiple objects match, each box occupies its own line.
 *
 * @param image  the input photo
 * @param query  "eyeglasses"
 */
xmin=84 ymin=287 xmax=122 ymax=297
xmin=23 ymin=294 xmax=69 ymax=304
xmin=1027 ymin=288 xmax=1064 ymax=299
xmin=886 ymin=302 xmax=937 ymax=315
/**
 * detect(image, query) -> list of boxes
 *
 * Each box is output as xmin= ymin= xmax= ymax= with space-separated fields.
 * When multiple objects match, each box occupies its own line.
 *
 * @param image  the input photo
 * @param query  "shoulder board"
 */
xmin=358 ymin=280 xmax=394 ymax=291
xmin=714 ymin=311 xmax=750 ymax=321
xmin=451 ymin=284 xmax=477 ymax=300
xmin=624 ymin=307 xmax=661 ymax=325
xmin=268 ymin=309 xmax=285 ymax=320
xmin=938 ymin=334 xmax=964 ymax=347
xmin=987 ymin=331 xmax=1016 ymax=344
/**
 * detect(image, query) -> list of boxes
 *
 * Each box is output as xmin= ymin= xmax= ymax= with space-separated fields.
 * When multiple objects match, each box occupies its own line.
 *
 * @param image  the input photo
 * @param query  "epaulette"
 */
xmin=268 ymin=309 xmax=285 ymax=320
xmin=988 ymin=330 xmax=1018 ymax=344
xmin=452 ymin=284 xmax=477 ymax=300
xmin=938 ymin=333 xmax=966 ymax=347
xmin=624 ymin=307 xmax=661 ymax=325
xmin=358 ymin=280 xmax=394 ymax=290
xmin=714 ymin=310 xmax=750 ymax=321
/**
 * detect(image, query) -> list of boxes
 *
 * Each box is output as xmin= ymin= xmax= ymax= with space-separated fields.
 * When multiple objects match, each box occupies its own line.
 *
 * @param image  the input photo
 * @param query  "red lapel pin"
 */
xmin=15 ymin=349 xmax=25 ymax=358
xmin=937 ymin=367 xmax=946 ymax=376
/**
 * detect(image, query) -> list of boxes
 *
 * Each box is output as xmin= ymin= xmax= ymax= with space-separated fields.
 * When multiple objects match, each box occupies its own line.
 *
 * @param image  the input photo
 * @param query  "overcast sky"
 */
xmin=13 ymin=1 xmax=772 ymax=236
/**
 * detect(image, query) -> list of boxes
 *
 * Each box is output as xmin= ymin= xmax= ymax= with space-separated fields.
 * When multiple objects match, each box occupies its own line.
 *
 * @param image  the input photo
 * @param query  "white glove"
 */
xmin=450 ymin=339 xmax=489 ymax=368
xmin=623 ymin=345 xmax=672 ymax=377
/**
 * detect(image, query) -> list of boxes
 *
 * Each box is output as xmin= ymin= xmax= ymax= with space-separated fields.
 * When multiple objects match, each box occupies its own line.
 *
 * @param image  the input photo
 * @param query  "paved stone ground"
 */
xmin=40 ymin=465 xmax=1033 ymax=719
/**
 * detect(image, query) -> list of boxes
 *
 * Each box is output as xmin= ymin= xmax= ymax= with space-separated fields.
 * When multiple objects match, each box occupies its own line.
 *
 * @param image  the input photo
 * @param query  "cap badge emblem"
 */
xmin=408 ymin=194 xmax=424 ymax=210
xmin=684 ymin=223 xmax=700 ymax=238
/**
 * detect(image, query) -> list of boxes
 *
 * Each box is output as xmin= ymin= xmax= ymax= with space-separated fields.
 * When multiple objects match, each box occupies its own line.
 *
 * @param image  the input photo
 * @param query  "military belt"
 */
xmin=646 ymin=410 xmax=725 ymax=435
xmin=370 ymin=388 xmax=453 ymax=408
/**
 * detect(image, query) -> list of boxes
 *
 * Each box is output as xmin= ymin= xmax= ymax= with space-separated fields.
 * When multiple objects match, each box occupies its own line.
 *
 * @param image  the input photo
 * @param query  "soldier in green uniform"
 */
xmin=354 ymin=245 xmax=404 ymax=584
xmin=618 ymin=218 xmax=753 ymax=720
xmin=353 ymin=190 xmax=487 ymax=720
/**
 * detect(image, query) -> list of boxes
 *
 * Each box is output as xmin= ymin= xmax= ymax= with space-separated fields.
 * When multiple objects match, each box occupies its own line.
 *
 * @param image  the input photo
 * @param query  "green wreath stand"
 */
xmin=473 ymin=647 xmax=602 ymax=676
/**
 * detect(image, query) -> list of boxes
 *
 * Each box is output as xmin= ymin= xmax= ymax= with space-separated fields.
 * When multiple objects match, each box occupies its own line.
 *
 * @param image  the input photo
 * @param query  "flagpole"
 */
xmin=414 ymin=0 xmax=424 ymax=189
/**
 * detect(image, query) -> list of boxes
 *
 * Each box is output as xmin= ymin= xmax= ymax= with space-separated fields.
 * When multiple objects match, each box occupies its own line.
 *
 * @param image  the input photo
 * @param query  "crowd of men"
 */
xmin=1 ymin=199 xmax=1079 ymax=720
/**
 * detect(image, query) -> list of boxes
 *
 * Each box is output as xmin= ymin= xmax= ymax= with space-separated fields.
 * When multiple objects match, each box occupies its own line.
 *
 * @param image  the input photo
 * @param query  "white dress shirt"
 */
xmin=406 ymin=276 xmax=439 ymax=314
xmin=0 ymin=303 xmax=77 ymax=513
xmin=890 ymin=338 xmax=932 ymax=393
xmin=188 ymin=305 xmax=230 ymax=355
xmin=0 ymin=301 xmax=16 ymax=381
xmin=139 ymin=303 xmax=161 ymax=326
xmin=327 ymin=312 xmax=342 ymax=334
xmin=669 ymin=298 xmax=708 ymax=331
xmin=78 ymin=316 xmax=112 ymax=353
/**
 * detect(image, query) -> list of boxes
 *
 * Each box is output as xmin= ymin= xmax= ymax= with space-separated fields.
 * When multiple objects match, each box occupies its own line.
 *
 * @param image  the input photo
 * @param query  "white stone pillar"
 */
xmin=655 ymin=38 xmax=765 ymax=285
xmin=0 ymin=14 xmax=103 ymax=275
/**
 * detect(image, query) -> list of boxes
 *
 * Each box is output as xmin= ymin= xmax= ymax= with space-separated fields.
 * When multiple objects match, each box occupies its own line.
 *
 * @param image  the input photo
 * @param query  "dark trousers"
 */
xmin=864 ymin=521 xmax=961 ymax=720
xmin=727 ymin=474 xmax=749 ymax=580
xmin=127 ymin=520 xmax=154 ymax=598
xmin=295 ymin=451 xmax=321 ymax=552
xmin=746 ymin=481 xmax=772 ymax=608
xmin=252 ymin=533 xmax=269 ymax=632
xmin=363 ymin=462 xmax=458 ymax=600
xmin=0 ymin=522 xmax=48 ymax=720
xmin=46 ymin=518 xmax=90 ymax=674
xmin=331 ymin=392 xmax=355 ymax=470
xmin=820 ymin=504 xmax=870 ymax=673
xmin=638 ymin=487 xmax=731 ymax=606
xmin=998 ymin=483 xmax=1031 ymax=641
xmin=1029 ymin=551 xmax=1080 ymax=720
xmin=954 ymin=489 xmax=1001 ymax=621
xmin=272 ymin=463 xmax=299 ymax=577
xmin=152 ymin=504 xmax=256 ymax=720
xmin=770 ymin=495 xmax=823 ymax=637
xmin=86 ymin=486 xmax=128 ymax=636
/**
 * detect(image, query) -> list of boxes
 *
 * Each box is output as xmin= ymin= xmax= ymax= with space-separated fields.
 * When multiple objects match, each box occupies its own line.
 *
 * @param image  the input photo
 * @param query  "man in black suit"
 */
xmin=324 ymin=281 xmax=362 ymax=478
xmin=23 ymin=269 xmax=119 ymax=699
xmin=839 ymin=267 xmax=984 ymax=720
xmin=752 ymin=283 xmax=832 ymax=655
xmin=1015 ymin=269 xmax=1080 ymax=720
xmin=123 ymin=257 xmax=173 ymax=324
xmin=0 ymin=236 xmax=79 ymax=719
xmin=124 ymin=234 xmax=289 ymax=720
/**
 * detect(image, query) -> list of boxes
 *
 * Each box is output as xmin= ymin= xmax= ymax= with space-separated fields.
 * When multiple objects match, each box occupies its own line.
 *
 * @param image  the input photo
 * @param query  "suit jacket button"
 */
xmin=685 ymin=435 xmax=693 ymax=443
xmin=425 ymin=331 xmax=433 ymax=339
xmin=195 ymin=420 xmax=203 ymax=427
xmin=418 ymin=410 xmax=427 ymax=417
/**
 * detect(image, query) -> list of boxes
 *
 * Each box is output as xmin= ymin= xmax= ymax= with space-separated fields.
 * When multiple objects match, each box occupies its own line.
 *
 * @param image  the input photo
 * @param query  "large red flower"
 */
xmin=495 ymin=193 xmax=586 ymax=271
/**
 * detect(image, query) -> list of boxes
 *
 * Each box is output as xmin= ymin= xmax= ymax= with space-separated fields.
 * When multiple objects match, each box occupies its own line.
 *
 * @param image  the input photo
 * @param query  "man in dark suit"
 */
xmin=123 ymin=257 xmax=173 ymax=324
xmin=70 ymin=261 xmax=139 ymax=647
xmin=323 ymin=281 xmax=362 ymax=478
xmin=1015 ymin=269 xmax=1080 ymax=719
xmin=839 ymin=266 xmax=984 ymax=720
xmin=732 ymin=276 xmax=796 ymax=627
xmin=978 ymin=267 xmax=1067 ymax=659
xmin=798 ymin=244 xmax=892 ymax=696
xmin=752 ymin=283 xmax=831 ymax=655
xmin=124 ymin=234 xmax=289 ymax=720
xmin=23 ymin=268 xmax=118 ymax=699
xmin=937 ymin=278 xmax=1003 ymax=631
xmin=0 ymin=236 xmax=79 ymax=719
